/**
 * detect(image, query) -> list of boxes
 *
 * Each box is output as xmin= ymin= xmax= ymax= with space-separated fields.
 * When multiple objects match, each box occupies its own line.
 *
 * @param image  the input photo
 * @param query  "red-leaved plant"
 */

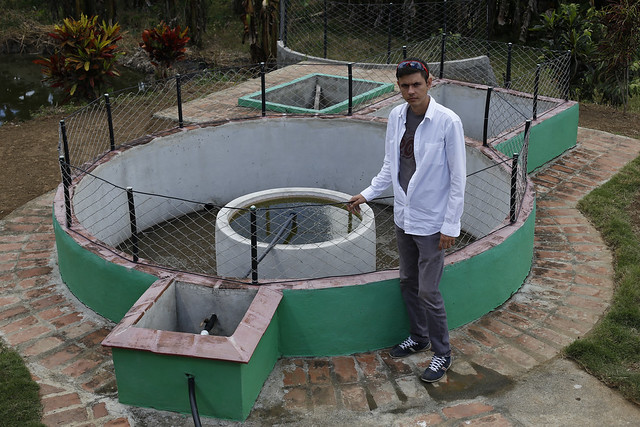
xmin=140 ymin=22 xmax=190 ymax=79
xmin=34 ymin=14 xmax=124 ymax=101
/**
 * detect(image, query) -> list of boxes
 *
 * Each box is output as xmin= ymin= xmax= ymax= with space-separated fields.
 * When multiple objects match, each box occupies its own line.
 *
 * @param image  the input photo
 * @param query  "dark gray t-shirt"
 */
xmin=399 ymin=108 xmax=425 ymax=193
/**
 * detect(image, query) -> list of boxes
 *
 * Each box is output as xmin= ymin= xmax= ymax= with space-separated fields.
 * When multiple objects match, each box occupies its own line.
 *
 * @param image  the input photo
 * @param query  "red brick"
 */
xmin=41 ymin=407 xmax=88 ymax=425
xmin=514 ymin=334 xmax=557 ymax=360
xmin=466 ymin=326 xmax=501 ymax=348
xmin=340 ymin=384 xmax=369 ymax=411
xmin=51 ymin=312 xmax=83 ymax=328
xmin=79 ymin=327 xmax=110 ymax=347
xmin=30 ymin=294 xmax=65 ymax=310
xmin=38 ymin=307 xmax=66 ymax=321
xmin=63 ymin=321 xmax=97 ymax=339
xmin=308 ymin=359 xmax=330 ymax=384
xmin=396 ymin=413 xmax=444 ymax=426
xmin=380 ymin=352 xmax=414 ymax=375
xmin=465 ymin=413 xmax=513 ymax=426
xmin=104 ymin=418 xmax=131 ymax=426
xmin=367 ymin=380 xmax=398 ymax=408
xmin=333 ymin=356 xmax=358 ymax=383
xmin=16 ymin=266 xmax=52 ymax=279
xmin=355 ymin=353 xmax=387 ymax=379
xmin=0 ymin=295 xmax=19 ymax=306
xmin=496 ymin=345 xmax=538 ymax=370
xmin=39 ymin=344 xmax=83 ymax=369
xmin=0 ymin=315 xmax=38 ymax=333
xmin=529 ymin=327 xmax=574 ymax=348
xmin=6 ymin=325 xmax=50 ymax=345
xmin=450 ymin=333 xmax=484 ymax=356
xmin=62 ymin=358 xmax=101 ymax=378
xmin=42 ymin=392 xmax=82 ymax=413
xmin=22 ymin=336 xmax=64 ymax=357
xmin=283 ymin=387 xmax=307 ymax=410
xmin=310 ymin=385 xmax=336 ymax=406
xmin=38 ymin=383 xmax=65 ymax=397
xmin=442 ymin=402 xmax=494 ymax=419
xmin=282 ymin=360 xmax=307 ymax=386
xmin=478 ymin=318 xmax=521 ymax=339
xmin=92 ymin=402 xmax=108 ymax=419
xmin=82 ymin=369 xmax=117 ymax=393
xmin=0 ymin=304 xmax=29 ymax=322
xmin=566 ymin=295 xmax=609 ymax=312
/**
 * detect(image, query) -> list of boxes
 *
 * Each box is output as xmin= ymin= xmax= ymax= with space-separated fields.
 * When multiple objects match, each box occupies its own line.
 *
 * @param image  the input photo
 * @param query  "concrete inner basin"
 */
xmin=215 ymin=187 xmax=377 ymax=280
xmin=237 ymin=73 xmax=394 ymax=114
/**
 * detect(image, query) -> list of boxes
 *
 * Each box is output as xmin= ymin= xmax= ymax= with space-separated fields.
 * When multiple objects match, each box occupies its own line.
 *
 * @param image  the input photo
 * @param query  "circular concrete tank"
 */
xmin=215 ymin=187 xmax=376 ymax=279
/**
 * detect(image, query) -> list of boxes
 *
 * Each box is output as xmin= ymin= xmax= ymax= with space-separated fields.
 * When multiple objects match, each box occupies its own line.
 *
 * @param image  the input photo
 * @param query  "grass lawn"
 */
xmin=565 ymin=155 xmax=640 ymax=404
xmin=0 ymin=341 xmax=44 ymax=426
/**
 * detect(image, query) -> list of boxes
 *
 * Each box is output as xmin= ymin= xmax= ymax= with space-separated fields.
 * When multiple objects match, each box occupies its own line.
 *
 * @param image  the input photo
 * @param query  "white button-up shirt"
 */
xmin=361 ymin=97 xmax=466 ymax=237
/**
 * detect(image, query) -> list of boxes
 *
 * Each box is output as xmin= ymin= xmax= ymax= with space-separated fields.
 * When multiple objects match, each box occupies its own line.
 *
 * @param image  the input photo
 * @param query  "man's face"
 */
xmin=397 ymin=72 xmax=432 ymax=113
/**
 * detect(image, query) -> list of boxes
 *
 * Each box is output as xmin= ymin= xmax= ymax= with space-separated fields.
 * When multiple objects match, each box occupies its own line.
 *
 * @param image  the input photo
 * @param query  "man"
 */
xmin=348 ymin=58 xmax=466 ymax=383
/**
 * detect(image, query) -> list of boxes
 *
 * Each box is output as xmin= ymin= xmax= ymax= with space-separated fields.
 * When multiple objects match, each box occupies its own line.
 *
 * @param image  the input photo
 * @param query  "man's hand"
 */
xmin=439 ymin=234 xmax=456 ymax=250
xmin=347 ymin=194 xmax=367 ymax=214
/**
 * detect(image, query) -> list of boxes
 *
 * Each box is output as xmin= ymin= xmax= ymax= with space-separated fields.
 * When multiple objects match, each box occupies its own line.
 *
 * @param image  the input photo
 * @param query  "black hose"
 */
xmin=186 ymin=374 xmax=202 ymax=427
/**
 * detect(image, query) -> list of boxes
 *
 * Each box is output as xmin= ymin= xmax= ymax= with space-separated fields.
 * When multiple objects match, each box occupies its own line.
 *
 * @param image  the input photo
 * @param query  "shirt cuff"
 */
xmin=441 ymin=222 xmax=460 ymax=238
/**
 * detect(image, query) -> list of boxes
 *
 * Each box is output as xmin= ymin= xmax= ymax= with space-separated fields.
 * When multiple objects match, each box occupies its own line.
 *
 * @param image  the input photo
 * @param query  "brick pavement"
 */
xmin=0 ymin=127 xmax=639 ymax=426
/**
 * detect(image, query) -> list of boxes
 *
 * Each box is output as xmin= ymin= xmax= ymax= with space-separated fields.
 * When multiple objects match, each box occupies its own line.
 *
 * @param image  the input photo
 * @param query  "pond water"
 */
xmin=0 ymin=54 xmax=148 ymax=126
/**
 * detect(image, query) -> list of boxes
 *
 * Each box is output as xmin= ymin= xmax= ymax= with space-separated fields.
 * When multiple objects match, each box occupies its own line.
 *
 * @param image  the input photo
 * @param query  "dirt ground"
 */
xmin=0 ymin=103 xmax=639 ymax=220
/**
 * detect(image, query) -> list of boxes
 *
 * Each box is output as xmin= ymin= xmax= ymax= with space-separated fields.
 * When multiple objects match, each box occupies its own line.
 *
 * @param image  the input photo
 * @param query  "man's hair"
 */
xmin=396 ymin=57 xmax=429 ymax=82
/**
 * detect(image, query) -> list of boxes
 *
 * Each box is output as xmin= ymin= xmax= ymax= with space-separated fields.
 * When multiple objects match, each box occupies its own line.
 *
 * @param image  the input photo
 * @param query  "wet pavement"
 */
xmin=1 ymin=127 xmax=640 ymax=426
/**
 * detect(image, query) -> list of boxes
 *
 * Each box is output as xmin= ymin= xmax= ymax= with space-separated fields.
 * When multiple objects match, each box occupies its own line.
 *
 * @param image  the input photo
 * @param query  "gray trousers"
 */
xmin=395 ymin=226 xmax=451 ymax=357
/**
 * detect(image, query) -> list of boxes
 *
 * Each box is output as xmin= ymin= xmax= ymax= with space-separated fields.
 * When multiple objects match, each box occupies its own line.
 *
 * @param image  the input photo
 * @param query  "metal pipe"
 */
xmin=60 ymin=119 xmax=71 ymax=169
xmin=250 ymin=205 xmax=258 ymax=284
xmin=261 ymin=62 xmax=266 ymax=117
xmin=402 ymin=45 xmax=407 ymax=59
xmin=505 ymin=42 xmax=512 ymax=89
xmin=126 ymin=187 xmax=139 ymax=263
xmin=439 ymin=32 xmax=446 ymax=79
xmin=510 ymin=153 xmax=520 ymax=224
xmin=186 ymin=374 xmax=202 ymax=427
xmin=348 ymin=63 xmax=353 ymax=116
xmin=533 ymin=64 xmax=540 ymax=120
xmin=386 ymin=3 xmax=393 ymax=64
xmin=176 ymin=74 xmax=183 ymax=128
xmin=323 ymin=0 xmax=328 ymax=58
xmin=59 ymin=156 xmax=72 ymax=228
xmin=105 ymin=93 xmax=115 ymax=151
xmin=482 ymin=87 xmax=492 ymax=147
xmin=245 ymin=212 xmax=296 ymax=279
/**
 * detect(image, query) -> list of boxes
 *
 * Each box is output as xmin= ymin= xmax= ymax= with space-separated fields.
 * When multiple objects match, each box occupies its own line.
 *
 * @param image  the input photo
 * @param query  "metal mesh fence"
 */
xmin=54 ymin=0 xmax=566 ymax=283
xmin=282 ymin=0 xmax=488 ymax=62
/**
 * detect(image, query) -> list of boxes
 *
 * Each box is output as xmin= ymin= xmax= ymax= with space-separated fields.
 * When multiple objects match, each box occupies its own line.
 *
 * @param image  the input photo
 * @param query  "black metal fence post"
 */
xmin=533 ymin=64 xmax=540 ymax=120
xmin=564 ymin=50 xmax=571 ymax=101
xmin=60 ymin=119 xmax=71 ymax=168
xmin=323 ymin=0 xmax=328 ymax=59
xmin=439 ymin=32 xmax=446 ymax=79
xmin=509 ymin=153 xmax=519 ymax=224
xmin=442 ymin=0 xmax=448 ymax=34
xmin=260 ymin=62 xmax=266 ymax=117
xmin=505 ymin=42 xmax=512 ymax=89
xmin=104 ymin=93 xmax=116 ymax=151
xmin=386 ymin=3 xmax=393 ymax=64
xmin=176 ymin=74 xmax=184 ymax=128
xmin=482 ymin=87 xmax=492 ymax=146
xmin=348 ymin=63 xmax=353 ymax=116
xmin=282 ymin=0 xmax=288 ymax=47
xmin=58 ymin=156 xmax=72 ymax=228
xmin=126 ymin=187 xmax=139 ymax=263
xmin=402 ymin=45 xmax=407 ymax=60
xmin=250 ymin=205 xmax=258 ymax=285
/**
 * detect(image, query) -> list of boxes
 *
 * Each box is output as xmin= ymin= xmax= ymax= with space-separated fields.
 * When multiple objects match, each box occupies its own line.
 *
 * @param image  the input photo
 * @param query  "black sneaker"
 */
xmin=420 ymin=355 xmax=453 ymax=383
xmin=389 ymin=337 xmax=431 ymax=358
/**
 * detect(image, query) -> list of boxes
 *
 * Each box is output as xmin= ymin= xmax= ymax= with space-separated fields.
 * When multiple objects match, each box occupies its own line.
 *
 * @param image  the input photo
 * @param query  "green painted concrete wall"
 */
xmin=497 ymin=103 xmax=579 ymax=173
xmin=53 ymin=214 xmax=158 ymax=322
xmin=441 ymin=199 xmax=536 ymax=328
xmin=277 ymin=200 xmax=535 ymax=356
xmin=112 ymin=313 xmax=280 ymax=421
xmin=278 ymin=280 xmax=410 ymax=356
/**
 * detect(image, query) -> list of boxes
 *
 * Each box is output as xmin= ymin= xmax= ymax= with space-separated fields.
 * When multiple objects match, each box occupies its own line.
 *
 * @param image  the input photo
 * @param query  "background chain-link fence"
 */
xmin=56 ymin=0 xmax=563 ymax=283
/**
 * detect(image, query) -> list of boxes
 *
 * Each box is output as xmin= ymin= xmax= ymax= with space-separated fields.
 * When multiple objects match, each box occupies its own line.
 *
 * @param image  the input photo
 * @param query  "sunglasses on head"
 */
xmin=397 ymin=60 xmax=429 ymax=75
